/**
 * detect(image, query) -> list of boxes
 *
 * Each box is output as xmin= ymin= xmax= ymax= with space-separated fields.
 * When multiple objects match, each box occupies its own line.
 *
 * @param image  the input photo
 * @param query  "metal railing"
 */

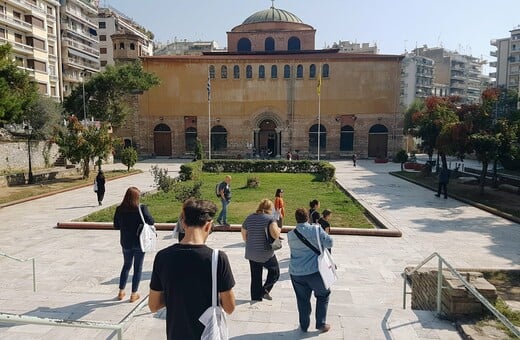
xmin=403 ymin=252 xmax=520 ymax=338
xmin=0 ymin=252 xmax=36 ymax=292
xmin=0 ymin=294 xmax=150 ymax=340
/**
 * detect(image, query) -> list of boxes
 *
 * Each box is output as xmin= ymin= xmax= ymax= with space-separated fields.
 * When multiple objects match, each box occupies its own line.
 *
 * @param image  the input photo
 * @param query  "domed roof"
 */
xmin=242 ymin=6 xmax=303 ymax=25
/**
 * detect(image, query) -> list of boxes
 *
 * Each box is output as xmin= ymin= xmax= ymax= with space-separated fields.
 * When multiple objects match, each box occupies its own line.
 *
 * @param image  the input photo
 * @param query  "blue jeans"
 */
xmin=217 ymin=198 xmax=229 ymax=224
xmin=290 ymin=272 xmax=330 ymax=331
xmin=119 ymin=247 xmax=145 ymax=293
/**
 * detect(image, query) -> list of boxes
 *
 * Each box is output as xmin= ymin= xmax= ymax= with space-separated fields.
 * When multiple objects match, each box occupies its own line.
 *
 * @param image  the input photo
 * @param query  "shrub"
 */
xmin=179 ymin=161 xmax=202 ymax=181
xmin=171 ymin=180 xmax=202 ymax=202
xmin=393 ymin=149 xmax=409 ymax=170
xmin=194 ymin=138 xmax=204 ymax=160
xmin=150 ymin=165 xmax=177 ymax=192
xmin=120 ymin=147 xmax=138 ymax=171
xmin=247 ymin=176 xmax=260 ymax=188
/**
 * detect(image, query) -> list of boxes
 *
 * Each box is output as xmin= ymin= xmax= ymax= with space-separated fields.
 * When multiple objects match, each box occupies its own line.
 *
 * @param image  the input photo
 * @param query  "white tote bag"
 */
xmin=138 ymin=204 xmax=157 ymax=253
xmin=199 ymin=249 xmax=228 ymax=340
xmin=315 ymin=226 xmax=338 ymax=289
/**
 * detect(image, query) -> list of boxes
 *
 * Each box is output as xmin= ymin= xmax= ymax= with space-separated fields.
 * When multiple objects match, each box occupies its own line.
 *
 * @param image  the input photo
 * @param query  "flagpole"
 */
xmin=207 ymin=70 xmax=211 ymax=160
xmin=317 ymin=64 xmax=322 ymax=161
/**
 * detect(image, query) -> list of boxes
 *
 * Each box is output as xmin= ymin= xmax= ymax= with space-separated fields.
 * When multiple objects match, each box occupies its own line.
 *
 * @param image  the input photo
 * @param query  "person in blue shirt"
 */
xmin=287 ymin=208 xmax=333 ymax=333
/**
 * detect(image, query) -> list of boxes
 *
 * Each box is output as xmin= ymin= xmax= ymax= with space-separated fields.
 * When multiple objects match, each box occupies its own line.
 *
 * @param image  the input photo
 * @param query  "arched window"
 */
xmin=221 ymin=65 xmax=227 ymax=79
xmin=237 ymin=38 xmax=251 ymax=52
xmin=233 ymin=65 xmax=240 ymax=79
xmin=209 ymin=65 xmax=215 ymax=79
xmin=119 ymin=42 xmax=125 ymax=49
xmin=211 ymin=125 xmax=227 ymax=152
xmin=296 ymin=64 xmax=303 ymax=78
xmin=185 ymin=127 xmax=197 ymax=152
xmin=265 ymin=37 xmax=275 ymax=51
xmin=259 ymin=65 xmax=265 ymax=79
xmin=340 ymin=125 xmax=354 ymax=151
xmin=309 ymin=64 xmax=316 ymax=78
xmin=130 ymin=43 xmax=135 ymax=50
xmin=246 ymin=65 xmax=252 ymax=79
xmin=322 ymin=64 xmax=330 ymax=78
xmin=288 ymin=37 xmax=301 ymax=51
xmin=284 ymin=65 xmax=290 ymax=79
xmin=271 ymin=65 xmax=277 ymax=78
xmin=309 ymin=124 xmax=327 ymax=154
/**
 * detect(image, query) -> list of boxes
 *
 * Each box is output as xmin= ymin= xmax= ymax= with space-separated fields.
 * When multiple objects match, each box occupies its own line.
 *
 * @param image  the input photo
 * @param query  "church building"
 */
xmin=118 ymin=4 xmax=404 ymax=159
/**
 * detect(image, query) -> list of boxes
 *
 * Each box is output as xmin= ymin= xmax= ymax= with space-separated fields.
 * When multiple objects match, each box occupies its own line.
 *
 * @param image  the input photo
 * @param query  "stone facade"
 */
xmin=0 ymin=141 xmax=60 ymax=173
xmin=410 ymin=269 xmax=497 ymax=319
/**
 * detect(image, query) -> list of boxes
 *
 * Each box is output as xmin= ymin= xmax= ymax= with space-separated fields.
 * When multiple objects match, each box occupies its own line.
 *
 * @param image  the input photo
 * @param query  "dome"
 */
xmin=242 ymin=6 xmax=303 ymax=25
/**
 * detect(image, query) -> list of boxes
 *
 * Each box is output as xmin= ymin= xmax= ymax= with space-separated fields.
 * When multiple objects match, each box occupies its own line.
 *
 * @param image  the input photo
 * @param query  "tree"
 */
xmin=194 ymin=137 xmax=204 ymax=160
xmin=63 ymin=61 xmax=160 ymax=127
xmin=393 ymin=149 xmax=408 ymax=171
xmin=120 ymin=147 xmax=138 ymax=171
xmin=0 ymin=44 xmax=38 ymax=124
xmin=53 ymin=116 xmax=118 ymax=178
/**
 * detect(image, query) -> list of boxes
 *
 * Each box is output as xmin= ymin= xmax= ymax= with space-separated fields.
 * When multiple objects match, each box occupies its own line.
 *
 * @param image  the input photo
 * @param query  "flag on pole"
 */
xmin=317 ymin=73 xmax=322 ymax=96
xmin=207 ymin=76 xmax=211 ymax=101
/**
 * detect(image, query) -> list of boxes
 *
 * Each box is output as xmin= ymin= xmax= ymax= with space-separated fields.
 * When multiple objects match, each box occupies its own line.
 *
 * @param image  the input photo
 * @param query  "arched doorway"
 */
xmin=256 ymin=119 xmax=278 ymax=158
xmin=368 ymin=124 xmax=388 ymax=158
xmin=154 ymin=123 xmax=172 ymax=156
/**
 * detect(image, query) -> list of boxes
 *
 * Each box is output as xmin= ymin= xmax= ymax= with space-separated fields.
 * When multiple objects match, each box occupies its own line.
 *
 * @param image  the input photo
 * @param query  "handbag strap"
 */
xmin=137 ymin=204 xmax=146 ymax=225
xmin=211 ymin=249 xmax=219 ymax=307
xmin=315 ymin=226 xmax=324 ymax=254
xmin=264 ymin=219 xmax=273 ymax=241
xmin=293 ymin=229 xmax=321 ymax=255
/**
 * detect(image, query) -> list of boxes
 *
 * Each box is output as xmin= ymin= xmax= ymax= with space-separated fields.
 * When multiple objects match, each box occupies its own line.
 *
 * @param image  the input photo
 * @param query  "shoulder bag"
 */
xmin=265 ymin=220 xmax=282 ymax=251
xmin=199 ymin=249 xmax=229 ymax=340
xmin=137 ymin=204 xmax=157 ymax=252
xmin=93 ymin=180 xmax=98 ymax=192
xmin=294 ymin=227 xmax=337 ymax=289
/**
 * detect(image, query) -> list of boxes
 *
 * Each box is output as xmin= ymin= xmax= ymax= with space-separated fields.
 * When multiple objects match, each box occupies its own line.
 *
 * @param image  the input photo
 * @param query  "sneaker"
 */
xmin=217 ymin=220 xmax=223 ymax=225
xmin=129 ymin=293 xmax=140 ymax=303
xmin=263 ymin=292 xmax=272 ymax=300
xmin=318 ymin=324 xmax=331 ymax=333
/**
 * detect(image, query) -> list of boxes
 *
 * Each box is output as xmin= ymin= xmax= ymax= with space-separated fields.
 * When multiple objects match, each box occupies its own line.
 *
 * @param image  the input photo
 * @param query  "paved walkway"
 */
xmin=0 ymin=159 xmax=518 ymax=339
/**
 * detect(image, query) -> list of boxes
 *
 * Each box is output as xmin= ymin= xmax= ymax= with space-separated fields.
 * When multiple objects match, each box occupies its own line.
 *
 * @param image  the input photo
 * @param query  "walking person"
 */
xmin=274 ymin=188 xmax=286 ymax=229
xmin=435 ymin=166 xmax=450 ymax=199
xmin=217 ymin=175 xmax=232 ymax=226
xmin=241 ymin=199 xmax=281 ymax=301
xmin=288 ymin=208 xmax=333 ymax=333
xmin=149 ymin=199 xmax=236 ymax=339
xmin=309 ymin=199 xmax=321 ymax=224
xmin=95 ymin=170 xmax=106 ymax=205
xmin=352 ymin=153 xmax=357 ymax=167
xmin=113 ymin=186 xmax=154 ymax=303
xmin=317 ymin=209 xmax=332 ymax=234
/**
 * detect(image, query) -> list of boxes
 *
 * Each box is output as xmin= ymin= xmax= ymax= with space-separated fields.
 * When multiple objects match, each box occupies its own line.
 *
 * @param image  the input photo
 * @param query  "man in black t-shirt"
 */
xmin=149 ymin=199 xmax=236 ymax=340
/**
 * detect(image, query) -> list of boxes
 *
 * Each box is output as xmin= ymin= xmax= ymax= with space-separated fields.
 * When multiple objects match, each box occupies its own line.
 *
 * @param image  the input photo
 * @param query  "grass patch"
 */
xmin=392 ymin=171 xmax=520 ymax=218
xmin=0 ymin=169 xmax=141 ymax=205
xmin=82 ymin=172 xmax=374 ymax=228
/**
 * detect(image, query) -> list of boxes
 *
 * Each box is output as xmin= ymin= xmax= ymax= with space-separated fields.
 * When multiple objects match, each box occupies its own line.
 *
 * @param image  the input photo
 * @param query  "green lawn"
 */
xmin=82 ymin=172 xmax=374 ymax=228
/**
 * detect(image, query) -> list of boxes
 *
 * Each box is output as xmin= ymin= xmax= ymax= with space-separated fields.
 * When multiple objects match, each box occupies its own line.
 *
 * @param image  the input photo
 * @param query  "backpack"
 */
xmin=215 ymin=182 xmax=221 ymax=198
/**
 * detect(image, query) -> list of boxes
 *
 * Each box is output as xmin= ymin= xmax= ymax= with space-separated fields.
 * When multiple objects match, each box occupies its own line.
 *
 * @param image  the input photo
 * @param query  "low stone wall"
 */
xmin=0 ymin=141 xmax=60 ymax=173
xmin=410 ymin=269 xmax=497 ymax=319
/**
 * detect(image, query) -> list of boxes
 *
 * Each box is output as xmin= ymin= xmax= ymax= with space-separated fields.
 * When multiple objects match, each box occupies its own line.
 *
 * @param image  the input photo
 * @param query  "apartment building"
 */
xmin=0 ymin=0 xmax=61 ymax=99
xmin=400 ymin=53 xmax=434 ymax=108
xmin=332 ymin=40 xmax=378 ymax=54
xmin=59 ymin=0 xmax=99 ymax=97
xmin=154 ymin=39 xmax=220 ymax=56
xmin=490 ymin=26 xmax=520 ymax=97
xmin=414 ymin=46 xmax=488 ymax=103
xmin=95 ymin=6 xmax=153 ymax=70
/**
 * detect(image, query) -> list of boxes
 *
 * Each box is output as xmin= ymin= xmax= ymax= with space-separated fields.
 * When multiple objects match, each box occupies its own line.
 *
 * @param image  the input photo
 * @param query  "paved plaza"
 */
xmin=0 ymin=159 xmax=518 ymax=339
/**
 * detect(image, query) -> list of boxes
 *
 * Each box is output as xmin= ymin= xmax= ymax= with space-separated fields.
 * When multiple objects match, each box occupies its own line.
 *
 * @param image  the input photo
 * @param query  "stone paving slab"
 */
xmin=2 ymin=159 xmax=518 ymax=339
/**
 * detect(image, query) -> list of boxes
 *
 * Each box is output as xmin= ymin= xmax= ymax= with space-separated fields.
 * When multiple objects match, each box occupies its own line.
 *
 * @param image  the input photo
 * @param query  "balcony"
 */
xmin=62 ymin=24 xmax=98 ymax=44
xmin=64 ymin=6 xmax=97 ymax=29
xmin=450 ymin=82 xmax=466 ymax=89
xmin=6 ymin=0 xmax=46 ymax=15
xmin=0 ymin=13 xmax=32 ymax=32
xmin=490 ymin=61 xmax=497 ymax=67
xmin=489 ymin=72 xmax=497 ymax=78
xmin=490 ymin=39 xmax=497 ymax=46
xmin=62 ymin=37 xmax=99 ymax=57
xmin=490 ymin=51 xmax=497 ymax=57
xmin=10 ymin=41 xmax=35 ymax=55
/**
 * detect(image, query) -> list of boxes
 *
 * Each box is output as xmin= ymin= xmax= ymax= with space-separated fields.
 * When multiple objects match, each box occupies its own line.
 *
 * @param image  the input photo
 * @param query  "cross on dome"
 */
xmin=270 ymin=0 xmax=275 ymax=9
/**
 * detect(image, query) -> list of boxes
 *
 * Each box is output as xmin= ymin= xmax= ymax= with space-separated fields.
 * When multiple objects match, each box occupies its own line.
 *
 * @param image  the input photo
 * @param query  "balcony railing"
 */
xmin=62 ymin=37 xmax=100 ymax=56
xmin=0 ymin=13 xmax=32 ymax=32
xmin=64 ymin=6 xmax=96 ymax=28
xmin=490 ymin=51 xmax=497 ymax=57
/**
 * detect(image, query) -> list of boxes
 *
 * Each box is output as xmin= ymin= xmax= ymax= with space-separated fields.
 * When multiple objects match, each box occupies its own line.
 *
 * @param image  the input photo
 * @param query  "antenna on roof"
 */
xmin=271 ymin=0 xmax=275 ymax=8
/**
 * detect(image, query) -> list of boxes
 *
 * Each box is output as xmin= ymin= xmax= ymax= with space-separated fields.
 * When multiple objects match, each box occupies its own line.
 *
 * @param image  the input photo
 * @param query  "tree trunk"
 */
xmin=82 ymin=158 xmax=90 ymax=179
xmin=479 ymin=161 xmax=488 ymax=195
xmin=492 ymin=159 xmax=498 ymax=188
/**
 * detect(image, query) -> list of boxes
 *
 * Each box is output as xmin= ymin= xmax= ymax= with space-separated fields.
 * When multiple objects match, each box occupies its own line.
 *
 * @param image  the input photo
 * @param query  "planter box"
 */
xmin=374 ymin=158 xmax=389 ymax=163
xmin=404 ymin=162 xmax=424 ymax=171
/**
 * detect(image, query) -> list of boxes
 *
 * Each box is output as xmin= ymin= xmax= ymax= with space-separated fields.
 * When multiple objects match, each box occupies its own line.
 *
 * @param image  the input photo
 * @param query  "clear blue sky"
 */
xmin=103 ymin=0 xmax=519 ymax=73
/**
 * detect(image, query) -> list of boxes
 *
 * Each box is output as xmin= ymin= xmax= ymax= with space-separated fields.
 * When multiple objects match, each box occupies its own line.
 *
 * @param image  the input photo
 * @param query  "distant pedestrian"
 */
xmin=95 ymin=170 xmax=106 ymax=205
xmin=435 ymin=166 xmax=450 ymax=199
xmin=352 ymin=153 xmax=357 ymax=167
xmin=217 ymin=175 xmax=232 ymax=226
xmin=288 ymin=208 xmax=333 ymax=333
xmin=241 ymin=199 xmax=281 ymax=301
xmin=274 ymin=188 xmax=285 ymax=229
xmin=318 ymin=209 xmax=332 ymax=234
xmin=309 ymin=199 xmax=321 ymax=224
xmin=113 ymin=186 xmax=155 ymax=303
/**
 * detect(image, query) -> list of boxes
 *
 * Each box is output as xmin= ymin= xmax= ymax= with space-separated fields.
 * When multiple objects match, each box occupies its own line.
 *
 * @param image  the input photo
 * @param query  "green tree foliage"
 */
xmin=194 ymin=137 xmax=204 ymax=160
xmin=120 ymin=147 xmax=138 ymax=171
xmin=393 ymin=149 xmax=408 ymax=170
xmin=63 ymin=61 xmax=160 ymax=127
xmin=0 ymin=44 xmax=38 ymax=124
xmin=53 ymin=116 xmax=118 ymax=178
xmin=23 ymin=95 xmax=64 ymax=140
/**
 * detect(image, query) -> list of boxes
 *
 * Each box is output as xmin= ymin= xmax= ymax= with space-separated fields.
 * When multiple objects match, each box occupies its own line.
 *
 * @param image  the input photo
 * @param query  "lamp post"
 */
xmin=24 ymin=125 xmax=34 ymax=184
xmin=81 ymin=69 xmax=88 ymax=124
